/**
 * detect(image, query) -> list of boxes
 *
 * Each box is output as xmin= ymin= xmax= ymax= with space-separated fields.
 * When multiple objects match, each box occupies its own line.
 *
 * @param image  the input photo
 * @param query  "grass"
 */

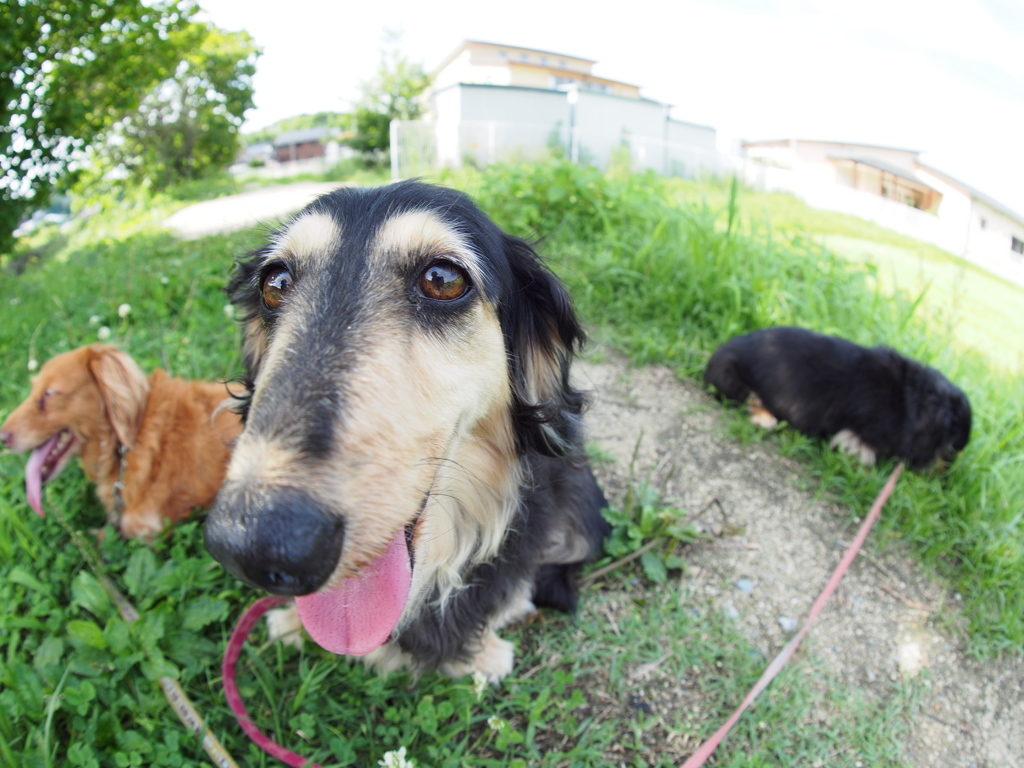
xmin=660 ymin=177 xmax=1024 ymax=374
xmin=824 ymin=234 xmax=1024 ymax=373
xmin=0 ymin=158 xmax=1019 ymax=765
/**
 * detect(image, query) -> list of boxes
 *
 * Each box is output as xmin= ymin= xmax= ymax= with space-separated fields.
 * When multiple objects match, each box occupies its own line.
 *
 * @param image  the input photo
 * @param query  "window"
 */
xmin=520 ymin=53 xmax=528 ymax=62
xmin=1012 ymin=236 xmax=1024 ymax=255
xmin=540 ymin=57 xmax=547 ymax=65
xmin=559 ymin=60 xmax=567 ymax=69
xmin=980 ymin=217 xmax=987 ymax=229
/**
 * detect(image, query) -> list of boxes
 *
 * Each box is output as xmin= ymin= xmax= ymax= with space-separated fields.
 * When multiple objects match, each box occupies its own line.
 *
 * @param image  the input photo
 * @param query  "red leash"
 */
xmin=222 ymin=594 xmax=321 ymax=768
xmin=680 ymin=462 xmax=904 ymax=767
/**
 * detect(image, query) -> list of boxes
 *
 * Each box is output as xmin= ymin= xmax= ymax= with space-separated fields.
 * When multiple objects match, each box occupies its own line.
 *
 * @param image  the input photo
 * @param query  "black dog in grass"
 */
xmin=704 ymin=327 xmax=971 ymax=470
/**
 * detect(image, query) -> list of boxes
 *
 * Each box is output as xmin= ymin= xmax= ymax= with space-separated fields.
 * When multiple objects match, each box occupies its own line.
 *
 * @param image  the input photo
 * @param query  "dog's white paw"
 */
xmin=441 ymin=630 xmax=515 ymax=684
xmin=745 ymin=395 xmax=778 ymax=429
xmin=830 ymin=429 xmax=877 ymax=466
xmin=265 ymin=602 xmax=304 ymax=650
xmin=118 ymin=508 xmax=164 ymax=540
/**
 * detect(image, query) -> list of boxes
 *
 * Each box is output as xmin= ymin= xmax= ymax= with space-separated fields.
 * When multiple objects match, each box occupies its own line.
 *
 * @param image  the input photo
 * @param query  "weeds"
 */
xmin=589 ymin=437 xmax=698 ymax=585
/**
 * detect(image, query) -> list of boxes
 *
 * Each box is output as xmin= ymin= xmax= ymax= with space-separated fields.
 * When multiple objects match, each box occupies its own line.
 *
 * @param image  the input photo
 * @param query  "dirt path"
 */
xmin=163 ymin=182 xmax=345 ymax=239
xmin=578 ymin=355 xmax=1023 ymax=767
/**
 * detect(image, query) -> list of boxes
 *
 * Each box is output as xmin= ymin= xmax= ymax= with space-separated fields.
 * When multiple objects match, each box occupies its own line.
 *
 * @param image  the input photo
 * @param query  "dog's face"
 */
xmin=0 ymin=345 xmax=150 ymax=514
xmin=205 ymin=182 xmax=584 ymax=656
xmin=907 ymin=373 xmax=972 ymax=469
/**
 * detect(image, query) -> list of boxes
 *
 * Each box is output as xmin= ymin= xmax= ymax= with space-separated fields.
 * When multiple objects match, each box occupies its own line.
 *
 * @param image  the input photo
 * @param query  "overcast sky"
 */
xmin=198 ymin=0 xmax=1024 ymax=216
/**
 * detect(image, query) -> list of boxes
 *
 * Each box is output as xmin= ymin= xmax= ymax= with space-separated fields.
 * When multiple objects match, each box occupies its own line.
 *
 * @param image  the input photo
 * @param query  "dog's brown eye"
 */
xmin=262 ymin=267 xmax=293 ymax=309
xmin=419 ymin=261 xmax=468 ymax=301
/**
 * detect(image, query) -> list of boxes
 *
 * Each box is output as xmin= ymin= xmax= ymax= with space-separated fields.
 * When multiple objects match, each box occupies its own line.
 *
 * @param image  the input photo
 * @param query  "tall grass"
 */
xmin=448 ymin=160 xmax=1024 ymax=655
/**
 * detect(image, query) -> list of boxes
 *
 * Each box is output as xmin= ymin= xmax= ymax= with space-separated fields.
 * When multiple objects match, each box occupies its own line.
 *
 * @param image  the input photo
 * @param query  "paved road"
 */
xmin=163 ymin=182 xmax=346 ymax=240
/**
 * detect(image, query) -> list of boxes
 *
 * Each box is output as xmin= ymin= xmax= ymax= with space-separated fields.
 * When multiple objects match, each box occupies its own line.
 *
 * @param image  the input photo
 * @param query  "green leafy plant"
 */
xmin=593 ymin=438 xmax=699 ymax=585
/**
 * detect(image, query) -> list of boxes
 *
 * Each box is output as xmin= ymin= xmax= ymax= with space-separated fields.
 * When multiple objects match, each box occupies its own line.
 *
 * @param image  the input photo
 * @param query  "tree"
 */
xmin=347 ymin=46 xmax=430 ymax=162
xmin=97 ymin=22 xmax=259 ymax=188
xmin=0 ymin=0 xmax=194 ymax=253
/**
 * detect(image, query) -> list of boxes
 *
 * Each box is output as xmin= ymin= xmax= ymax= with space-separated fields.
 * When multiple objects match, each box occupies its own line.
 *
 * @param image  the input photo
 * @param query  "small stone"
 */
xmin=724 ymin=603 xmax=740 ymax=620
xmin=778 ymin=616 xmax=798 ymax=633
xmin=736 ymin=578 xmax=754 ymax=593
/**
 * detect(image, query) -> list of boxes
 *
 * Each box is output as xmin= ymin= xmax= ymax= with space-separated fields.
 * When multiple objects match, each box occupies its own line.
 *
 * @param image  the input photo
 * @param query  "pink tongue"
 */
xmin=295 ymin=530 xmax=411 ymax=656
xmin=25 ymin=434 xmax=61 ymax=517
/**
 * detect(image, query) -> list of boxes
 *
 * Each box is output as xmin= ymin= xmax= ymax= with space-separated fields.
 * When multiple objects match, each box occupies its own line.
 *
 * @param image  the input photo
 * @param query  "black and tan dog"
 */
xmin=704 ymin=326 xmax=971 ymax=470
xmin=204 ymin=181 xmax=608 ymax=682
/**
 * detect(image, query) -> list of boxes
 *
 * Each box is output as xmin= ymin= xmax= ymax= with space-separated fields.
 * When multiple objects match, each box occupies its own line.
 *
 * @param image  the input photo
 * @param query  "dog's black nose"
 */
xmin=204 ymin=487 xmax=344 ymax=596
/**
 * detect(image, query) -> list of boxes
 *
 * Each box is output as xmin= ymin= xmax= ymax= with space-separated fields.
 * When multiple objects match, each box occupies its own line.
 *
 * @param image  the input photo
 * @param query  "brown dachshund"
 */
xmin=1 ymin=344 xmax=244 ymax=538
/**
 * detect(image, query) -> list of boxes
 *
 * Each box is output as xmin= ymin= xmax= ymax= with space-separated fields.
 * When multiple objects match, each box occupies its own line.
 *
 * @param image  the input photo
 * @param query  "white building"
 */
xmin=393 ymin=40 xmax=723 ymax=178
xmin=744 ymin=139 xmax=1024 ymax=286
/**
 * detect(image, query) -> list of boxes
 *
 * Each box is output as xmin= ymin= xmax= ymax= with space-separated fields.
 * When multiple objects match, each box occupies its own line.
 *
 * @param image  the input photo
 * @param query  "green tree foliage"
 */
xmin=0 ymin=0 xmax=194 ymax=254
xmin=97 ymin=22 xmax=259 ymax=189
xmin=348 ymin=46 xmax=430 ymax=162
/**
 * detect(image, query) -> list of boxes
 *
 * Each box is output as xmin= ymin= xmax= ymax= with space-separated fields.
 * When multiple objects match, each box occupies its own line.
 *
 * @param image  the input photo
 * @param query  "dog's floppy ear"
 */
xmin=226 ymin=248 xmax=269 ymax=386
xmin=499 ymin=234 xmax=587 ymax=458
xmin=88 ymin=346 xmax=151 ymax=449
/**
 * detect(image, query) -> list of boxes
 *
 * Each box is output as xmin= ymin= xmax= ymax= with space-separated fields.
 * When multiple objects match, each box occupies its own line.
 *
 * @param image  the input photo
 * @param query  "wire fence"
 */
xmin=390 ymin=119 xmax=739 ymax=182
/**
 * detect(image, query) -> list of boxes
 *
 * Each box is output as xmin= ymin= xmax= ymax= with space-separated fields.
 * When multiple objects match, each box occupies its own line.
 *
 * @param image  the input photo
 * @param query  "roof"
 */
xmin=274 ymin=127 xmax=331 ymax=147
xmin=432 ymin=39 xmax=597 ymax=76
xmin=744 ymin=137 xmax=922 ymax=155
xmin=831 ymin=156 xmax=936 ymax=191
xmin=501 ymin=61 xmax=641 ymax=91
xmin=917 ymin=162 xmax=1024 ymax=226
xmin=431 ymin=81 xmax=663 ymax=106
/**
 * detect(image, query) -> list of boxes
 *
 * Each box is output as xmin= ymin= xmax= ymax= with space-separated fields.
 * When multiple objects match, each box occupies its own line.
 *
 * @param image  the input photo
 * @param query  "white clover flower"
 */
xmin=223 ymin=304 xmax=235 ymax=319
xmin=378 ymin=746 xmax=415 ymax=768
xmin=160 ymin=275 xmax=170 ymax=285
xmin=117 ymin=303 xmax=131 ymax=318
xmin=27 ymin=358 xmax=38 ymax=372
xmin=471 ymin=670 xmax=488 ymax=699
xmin=88 ymin=314 xmax=101 ymax=326
xmin=97 ymin=326 xmax=112 ymax=341
xmin=487 ymin=715 xmax=507 ymax=731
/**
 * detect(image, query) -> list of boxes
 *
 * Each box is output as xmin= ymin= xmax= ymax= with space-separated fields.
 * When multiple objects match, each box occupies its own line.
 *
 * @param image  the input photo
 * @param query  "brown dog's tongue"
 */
xmin=24 ymin=434 xmax=60 ymax=516
xmin=294 ymin=531 xmax=411 ymax=656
